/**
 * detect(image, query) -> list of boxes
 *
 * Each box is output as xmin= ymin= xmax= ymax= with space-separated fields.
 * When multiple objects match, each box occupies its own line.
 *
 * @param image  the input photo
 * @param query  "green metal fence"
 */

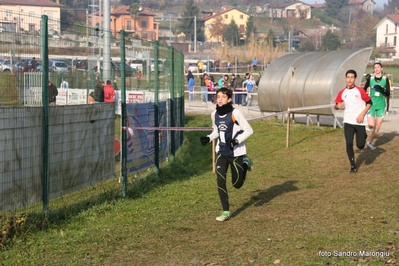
xmin=0 ymin=13 xmax=185 ymax=215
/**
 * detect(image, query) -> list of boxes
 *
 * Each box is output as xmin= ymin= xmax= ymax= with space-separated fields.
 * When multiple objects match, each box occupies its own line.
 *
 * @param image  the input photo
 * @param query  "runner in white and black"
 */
xmin=200 ymin=87 xmax=253 ymax=221
xmin=335 ymin=69 xmax=372 ymax=173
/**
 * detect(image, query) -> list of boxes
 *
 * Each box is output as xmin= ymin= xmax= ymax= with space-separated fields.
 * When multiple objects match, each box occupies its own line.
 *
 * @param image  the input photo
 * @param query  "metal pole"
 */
xmin=120 ymin=30 xmax=127 ymax=197
xmin=103 ymin=0 xmax=111 ymax=81
xmin=154 ymin=41 xmax=159 ymax=176
xmin=169 ymin=13 xmax=172 ymax=44
xmin=86 ymin=9 xmax=89 ymax=48
xmin=169 ymin=46 xmax=175 ymax=158
xmin=286 ymin=107 xmax=291 ymax=148
xmin=41 ymin=15 xmax=49 ymax=212
xmin=194 ymin=16 xmax=196 ymax=52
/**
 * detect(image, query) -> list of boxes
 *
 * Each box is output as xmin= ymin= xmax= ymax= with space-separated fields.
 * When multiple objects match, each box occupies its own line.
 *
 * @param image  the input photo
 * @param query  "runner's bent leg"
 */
xmin=231 ymin=156 xmax=245 ymax=189
xmin=216 ymin=154 xmax=230 ymax=211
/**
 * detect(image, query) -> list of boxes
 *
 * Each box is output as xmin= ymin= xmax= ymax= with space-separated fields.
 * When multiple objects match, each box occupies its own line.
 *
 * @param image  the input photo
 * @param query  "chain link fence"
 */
xmin=0 ymin=12 xmax=185 ymax=215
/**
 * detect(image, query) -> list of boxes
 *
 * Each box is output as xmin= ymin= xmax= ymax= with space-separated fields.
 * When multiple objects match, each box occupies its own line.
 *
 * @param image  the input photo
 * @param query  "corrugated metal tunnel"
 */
xmin=258 ymin=48 xmax=372 ymax=115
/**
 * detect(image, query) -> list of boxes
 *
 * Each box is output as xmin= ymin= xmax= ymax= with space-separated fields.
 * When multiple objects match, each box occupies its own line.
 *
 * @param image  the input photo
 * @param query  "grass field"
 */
xmin=1 ymin=115 xmax=399 ymax=265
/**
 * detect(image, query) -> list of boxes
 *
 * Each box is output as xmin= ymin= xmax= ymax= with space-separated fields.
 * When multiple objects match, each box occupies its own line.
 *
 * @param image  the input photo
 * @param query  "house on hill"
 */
xmin=88 ymin=6 xmax=159 ymax=41
xmin=374 ymin=14 xmax=399 ymax=58
xmin=348 ymin=0 xmax=375 ymax=15
xmin=267 ymin=1 xmax=311 ymax=19
xmin=0 ymin=0 xmax=62 ymax=34
xmin=202 ymin=7 xmax=249 ymax=43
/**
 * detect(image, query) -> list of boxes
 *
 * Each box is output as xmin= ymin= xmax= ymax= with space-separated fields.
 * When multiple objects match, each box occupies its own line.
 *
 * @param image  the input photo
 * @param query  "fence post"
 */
xmin=169 ymin=46 xmax=175 ymax=159
xmin=154 ymin=41 xmax=159 ymax=177
xmin=120 ymin=30 xmax=127 ymax=197
xmin=41 ymin=15 xmax=50 ymax=212
xmin=286 ymin=107 xmax=291 ymax=148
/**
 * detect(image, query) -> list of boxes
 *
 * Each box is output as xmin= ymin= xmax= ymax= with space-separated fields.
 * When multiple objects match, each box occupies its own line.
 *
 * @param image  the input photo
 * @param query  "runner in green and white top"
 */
xmin=363 ymin=62 xmax=390 ymax=150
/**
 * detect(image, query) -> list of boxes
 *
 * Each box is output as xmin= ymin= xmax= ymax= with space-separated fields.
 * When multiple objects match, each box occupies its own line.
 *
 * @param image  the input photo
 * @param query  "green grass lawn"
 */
xmin=1 ymin=115 xmax=398 ymax=265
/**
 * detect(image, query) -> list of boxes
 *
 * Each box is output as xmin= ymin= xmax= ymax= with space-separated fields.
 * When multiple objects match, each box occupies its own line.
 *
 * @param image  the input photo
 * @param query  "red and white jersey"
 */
xmin=335 ymin=85 xmax=371 ymax=126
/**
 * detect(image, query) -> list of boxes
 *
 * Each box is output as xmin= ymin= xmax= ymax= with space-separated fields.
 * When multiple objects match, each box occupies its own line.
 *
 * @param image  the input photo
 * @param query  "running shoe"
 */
xmin=367 ymin=142 xmax=376 ymax=150
xmin=350 ymin=166 xmax=358 ymax=173
xmin=243 ymin=156 xmax=253 ymax=171
xmin=216 ymin=211 xmax=230 ymax=221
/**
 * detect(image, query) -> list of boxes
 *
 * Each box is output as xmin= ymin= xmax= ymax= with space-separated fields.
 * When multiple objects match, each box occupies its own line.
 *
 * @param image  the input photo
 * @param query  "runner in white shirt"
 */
xmin=334 ymin=69 xmax=372 ymax=173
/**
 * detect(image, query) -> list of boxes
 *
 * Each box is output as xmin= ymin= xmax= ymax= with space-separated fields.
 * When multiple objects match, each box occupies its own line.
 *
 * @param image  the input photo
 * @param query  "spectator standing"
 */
xmin=103 ymin=80 xmax=116 ymax=102
xmin=207 ymin=74 xmax=215 ymax=103
xmin=234 ymin=74 xmax=243 ymax=105
xmin=222 ymin=74 xmax=230 ymax=89
xmin=187 ymin=70 xmax=195 ymax=101
xmin=92 ymin=81 xmax=104 ymax=103
xmin=217 ymin=75 xmax=224 ymax=88
xmin=201 ymin=73 xmax=207 ymax=102
xmin=48 ymin=80 xmax=58 ymax=106
xmin=227 ymin=61 xmax=232 ymax=73
xmin=245 ymin=74 xmax=257 ymax=107
xmin=241 ymin=73 xmax=250 ymax=106
xmin=215 ymin=58 xmax=220 ymax=72
xmin=31 ymin=57 xmax=38 ymax=72
xmin=198 ymin=60 xmax=204 ymax=74
xmin=252 ymin=57 xmax=258 ymax=71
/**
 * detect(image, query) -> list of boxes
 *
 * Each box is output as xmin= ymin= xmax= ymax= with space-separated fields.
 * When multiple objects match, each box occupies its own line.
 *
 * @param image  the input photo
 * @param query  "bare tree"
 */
xmin=209 ymin=16 xmax=227 ymax=42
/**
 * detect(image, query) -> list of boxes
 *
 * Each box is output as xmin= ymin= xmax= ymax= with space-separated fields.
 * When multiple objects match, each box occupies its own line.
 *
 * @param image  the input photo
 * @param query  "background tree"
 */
xmin=298 ymin=39 xmax=315 ymax=52
xmin=209 ymin=16 xmax=227 ymax=43
xmin=245 ymin=16 xmax=256 ymax=42
xmin=343 ymin=12 xmax=378 ymax=49
xmin=130 ymin=3 xmax=141 ymax=34
xmin=59 ymin=0 xmax=90 ymax=28
xmin=325 ymin=0 xmax=348 ymax=19
xmin=223 ymin=19 xmax=240 ymax=46
xmin=321 ymin=30 xmax=341 ymax=51
xmin=120 ymin=0 xmax=140 ymax=5
xmin=175 ymin=0 xmax=204 ymax=42
xmin=228 ymin=0 xmax=238 ymax=6
xmin=267 ymin=29 xmax=276 ymax=47
xmin=384 ymin=0 xmax=399 ymax=13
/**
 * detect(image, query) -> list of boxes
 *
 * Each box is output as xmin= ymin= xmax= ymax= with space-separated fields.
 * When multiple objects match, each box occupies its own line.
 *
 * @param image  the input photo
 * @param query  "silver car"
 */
xmin=49 ymin=60 xmax=70 ymax=72
xmin=0 ymin=59 xmax=13 ymax=72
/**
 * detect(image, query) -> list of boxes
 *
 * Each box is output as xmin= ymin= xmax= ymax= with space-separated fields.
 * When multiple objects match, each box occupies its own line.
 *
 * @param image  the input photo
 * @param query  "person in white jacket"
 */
xmin=200 ymin=87 xmax=254 ymax=222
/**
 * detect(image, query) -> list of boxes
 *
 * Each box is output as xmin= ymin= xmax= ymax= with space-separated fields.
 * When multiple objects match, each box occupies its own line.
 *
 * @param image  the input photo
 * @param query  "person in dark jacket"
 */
xmin=93 ymin=81 xmax=104 ymax=102
xmin=48 ymin=80 xmax=58 ymax=106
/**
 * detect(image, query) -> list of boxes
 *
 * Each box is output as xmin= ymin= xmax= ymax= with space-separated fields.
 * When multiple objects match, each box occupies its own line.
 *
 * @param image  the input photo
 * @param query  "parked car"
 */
xmin=129 ymin=59 xmax=144 ymax=71
xmin=186 ymin=62 xmax=199 ymax=73
xmin=0 ymin=59 xmax=14 ymax=72
xmin=49 ymin=60 xmax=70 ymax=73
xmin=150 ymin=59 xmax=164 ymax=73
xmin=114 ymin=61 xmax=136 ymax=77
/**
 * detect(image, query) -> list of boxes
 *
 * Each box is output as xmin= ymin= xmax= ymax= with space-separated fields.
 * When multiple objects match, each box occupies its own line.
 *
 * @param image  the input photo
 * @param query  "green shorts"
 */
xmin=368 ymin=106 xmax=385 ymax=118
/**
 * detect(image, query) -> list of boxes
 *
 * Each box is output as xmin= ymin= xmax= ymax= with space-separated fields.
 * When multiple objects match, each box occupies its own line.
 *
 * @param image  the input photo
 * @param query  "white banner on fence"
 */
xmin=115 ymin=90 xmax=145 ymax=115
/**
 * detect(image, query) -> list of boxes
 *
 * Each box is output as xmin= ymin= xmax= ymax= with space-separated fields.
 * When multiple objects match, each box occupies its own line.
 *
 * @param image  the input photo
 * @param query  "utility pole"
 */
xmin=86 ymin=9 xmax=88 ymax=49
xmin=169 ymin=13 xmax=172 ymax=45
xmin=194 ymin=16 xmax=196 ymax=53
xmin=103 ymin=0 xmax=111 ymax=81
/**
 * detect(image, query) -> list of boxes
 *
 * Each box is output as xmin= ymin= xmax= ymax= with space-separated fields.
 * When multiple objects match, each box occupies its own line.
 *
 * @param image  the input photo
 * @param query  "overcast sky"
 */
xmin=300 ymin=0 xmax=387 ymax=8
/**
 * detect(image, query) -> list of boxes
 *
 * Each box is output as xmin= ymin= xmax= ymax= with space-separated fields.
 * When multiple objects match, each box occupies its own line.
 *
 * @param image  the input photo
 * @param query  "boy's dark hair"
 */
xmin=374 ymin=62 xmax=383 ymax=68
xmin=216 ymin=87 xmax=232 ymax=99
xmin=345 ymin=69 xmax=357 ymax=78
xmin=106 ymin=80 xmax=111 ymax=85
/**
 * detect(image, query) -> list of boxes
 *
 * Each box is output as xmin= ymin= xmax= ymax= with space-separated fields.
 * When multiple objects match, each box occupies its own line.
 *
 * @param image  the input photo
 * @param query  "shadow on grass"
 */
xmin=356 ymin=132 xmax=395 ymax=167
xmin=231 ymin=180 xmax=298 ymax=218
